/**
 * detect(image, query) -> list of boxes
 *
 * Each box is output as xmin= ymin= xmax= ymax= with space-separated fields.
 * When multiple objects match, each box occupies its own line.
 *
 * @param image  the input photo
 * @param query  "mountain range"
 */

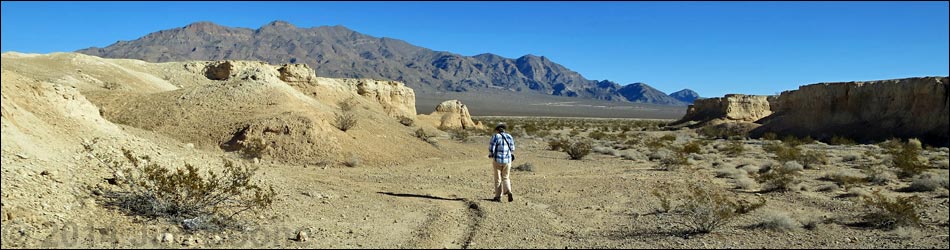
xmin=77 ymin=20 xmax=696 ymax=105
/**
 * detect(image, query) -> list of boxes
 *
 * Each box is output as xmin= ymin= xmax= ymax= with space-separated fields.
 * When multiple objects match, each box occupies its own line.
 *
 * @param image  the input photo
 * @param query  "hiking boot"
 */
xmin=507 ymin=193 xmax=514 ymax=202
xmin=491 ymin=196 xmax=501 ymax=202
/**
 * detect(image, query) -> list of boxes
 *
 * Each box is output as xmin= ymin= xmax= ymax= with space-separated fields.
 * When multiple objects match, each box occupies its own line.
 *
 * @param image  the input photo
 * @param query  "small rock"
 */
xmin=15 ymin=154 xmax=29 ymax=159
xmin=184 ymin=143 xmax=195 ymax=149
xmin=295 ymin=231 xmax=308 ymax=242
xmin=212 ymin=235 xmax=223 ymax=243
xmin=40 ymin=171 xmax=50 ymax=176
xmin=159 ymin=233 xmax=174 ymax=243
xmin=181 ymin=235 xmax=198 ymax=246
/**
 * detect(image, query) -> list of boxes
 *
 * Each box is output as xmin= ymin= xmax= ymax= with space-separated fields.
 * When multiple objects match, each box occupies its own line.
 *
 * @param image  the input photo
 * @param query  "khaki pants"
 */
xmin=492 ymin=161 xmax=512 ymax=198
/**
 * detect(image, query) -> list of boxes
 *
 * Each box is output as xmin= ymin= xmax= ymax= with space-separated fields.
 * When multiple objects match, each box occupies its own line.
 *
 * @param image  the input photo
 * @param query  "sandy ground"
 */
xmin=2 ymin=52 xmax=948 ymax=249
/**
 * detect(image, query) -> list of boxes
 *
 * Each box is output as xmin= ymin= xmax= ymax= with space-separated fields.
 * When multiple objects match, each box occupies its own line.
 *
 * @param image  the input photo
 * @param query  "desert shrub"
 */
xmin=398 ymin=116 xmax=414 ymax=126
xmin=763 ymin=142 xmax=801 ymax=163
xmin=781 ymin=135 xmax=804 ymax=147
xmin=861 ymin=191 xmax=923 ymax=230
xmin=565 ymin=140 xmax=593 ymax=160
xmin=821 ymin=171 xmax=868 ymax=190
xmin=448 ymin=129 xmax=471 ymax=142
xmin=680 ymin=140 xmax=702 ymax=155
xmin=338 ymin=98 xmax=356 ymax=112
xmin=828 ymin=135 xmax=856 ymax=145
xmin=513 ymin=162 xmax=535 ymax=172
xmin=643 ymin=137 xmax=669 ymax=152
xmin=861 ymin=165 xmax=896 ymax=185
xmin=799 ymin=150 xmax=828 ymax=169
xmin=889 ymin=141 xmax=927 ymax=178
xmin=659 ymin=152 xmax=689 ymax=171
xmin=239 ymin=136 xmax=269 ymax=159
xmin=86 ymin=146 xmax=276 ymax=231
xmin=651 ymin=181 xmax=766 ymax=234
xmin=905 ymin=173 xmax=949 ymax=192
xmin=593 ymin=146 xmax=619 ymax=156
xmin=753 ymin=211 xmax=799 ymax=231
xmin=333 ymin=111 xmax=358 ymax=132
xmin=415 ymin=128 xmax=437 ymax=144
xmin=588 ymin=130 xmax=608 ymax=141
xmin=547 ymin=138 xmax=569 ymax=151
xmin=755 ymin=162 xmax=803 ymax=192
xmin=762 ymin=132 xmax=779 ymax=141
xmin=659 ymin=134 xmax=677 ymax=141
xmin=723 ymin=140 xmax=745 ymax=157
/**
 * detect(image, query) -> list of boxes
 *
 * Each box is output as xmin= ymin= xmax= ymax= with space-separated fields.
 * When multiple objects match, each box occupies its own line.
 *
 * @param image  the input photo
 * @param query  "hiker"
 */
xmin=488 ymin=123 xmax=515 ymax=202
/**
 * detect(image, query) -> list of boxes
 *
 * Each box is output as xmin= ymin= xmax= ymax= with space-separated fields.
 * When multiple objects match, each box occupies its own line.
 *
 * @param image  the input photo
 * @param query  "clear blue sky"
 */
xmin=2 ymin=1 xmax=948 ymax=97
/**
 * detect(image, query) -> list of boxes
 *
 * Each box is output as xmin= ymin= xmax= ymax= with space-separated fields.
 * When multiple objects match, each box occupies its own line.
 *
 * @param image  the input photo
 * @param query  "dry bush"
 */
xmin=239 ymin=136 xmax=269 ymax=159
xmin=398 ymin=116 xmax=414 ymax=126
xmin=905 ymin=173 xmax=949 ymax=192
xmin=415 ymin=128 xmax=438 ymax=145
xmin=589 ymin=130 xmax=608 ymax=140
xmin=828 ymin=135 xmax=856 ymax=145
xmin=651 ymin=181 xmax=766 ymax=234
xmin=889 ymin=141 xmax=927 ymax=179
xmin=861 ymin=190 xmax=923 ymax=230
xmin=85 ymin=146 xmax=276 ymax=231
xmin=548 ymin=138 xmax=569 ymax=151
xmin=861 ymin=165 xmax=896 ymax=185
xmin=821 ymin=171 xmax=868 ymax=190
xmin=333 ymin=111 xmax=358 ymax=132
xmin=447 ymin=129 xmax=471 ymax=142
xmin=620 ymin=151 xmax=641 ymax=161
xmin=659 ymin=152 xmax=689 ymax=171
xmin=565 ymin=140 xmax=593 ymax=160
xmin=755 ymin=162 xmax=803 ymax=192
xmin=800 ymin=150 xmax=828 ymax=169
xmin=659 ymin=134 xmax=677 ymax=142
xmin=722 ymin=140 xmax=745 ymax=157
xmin=513 ymin=162 xmax=535 ymax=172
xmin=763 ymin=142 xmax=802 ymax=163
xmin=753 ymin=211 xmax=799 ymax=231
xmin=761 ymin=132 xmax=779 ymax=141
xmin=680 ymin=140 xmax=702 ymax=155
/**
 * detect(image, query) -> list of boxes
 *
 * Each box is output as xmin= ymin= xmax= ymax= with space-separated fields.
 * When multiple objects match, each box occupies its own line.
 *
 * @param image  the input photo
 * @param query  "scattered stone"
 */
xmin=295 ymin=230 xmax=308 ymax=242
xmin=159 ymin=233 xmax=174 ymax=243
xmin=15 ymin=154 xmax=29 ymax=159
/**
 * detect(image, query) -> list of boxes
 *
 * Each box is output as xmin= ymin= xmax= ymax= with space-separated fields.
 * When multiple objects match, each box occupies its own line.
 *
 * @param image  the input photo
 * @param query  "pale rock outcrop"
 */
xmin=186 ymin=60 xmax=281 ymax=82
xmin=675 ymin=94 xmax=775 ymax=125
xmin=434 ymin=100 xmax=477 ymax=129
xmin=417 ymin=100 xmax=479 ymax=130
xmin=752 ymin=77 xmax=949 ymax=145
xmin=277 ymin=63 xmax=316 ymax=84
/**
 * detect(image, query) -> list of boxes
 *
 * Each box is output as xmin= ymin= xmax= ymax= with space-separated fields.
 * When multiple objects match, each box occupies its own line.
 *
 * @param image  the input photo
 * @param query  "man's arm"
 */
xmin=488 ymin=134 xmax=497 ymax=157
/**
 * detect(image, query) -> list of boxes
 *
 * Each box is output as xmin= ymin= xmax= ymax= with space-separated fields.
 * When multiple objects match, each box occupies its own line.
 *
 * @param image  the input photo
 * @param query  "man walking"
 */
xmin=488 ymin=123 xmax=515 ymax=202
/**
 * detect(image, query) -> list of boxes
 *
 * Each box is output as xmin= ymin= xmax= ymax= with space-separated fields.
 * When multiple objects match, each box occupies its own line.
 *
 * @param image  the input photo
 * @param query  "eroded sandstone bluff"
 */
xmin=676 ymin=76 xmax=949 ymax=146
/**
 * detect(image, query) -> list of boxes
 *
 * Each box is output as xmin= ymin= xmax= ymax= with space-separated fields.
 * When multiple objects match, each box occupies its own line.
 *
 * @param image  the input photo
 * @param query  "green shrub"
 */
xmin=680 ymin=140 xmax=702 ymax=155
xmin=861 ymin=190 xmax=923 ymax=230
xmin=756 ymin=162 xmax=803 ymax=192
xmin=660 ymin=134 xmax=677 ymax=141
xmin=763 ymin=142 xmax=802 ymax=163
xmin=86 ymin=146 xmax=276 ymax=231
xmin=889 ymin=141 xmax=927 ymax=178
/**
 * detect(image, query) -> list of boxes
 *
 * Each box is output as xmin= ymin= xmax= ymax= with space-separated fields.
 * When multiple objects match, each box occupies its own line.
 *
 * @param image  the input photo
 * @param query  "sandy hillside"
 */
xmin=2 ymin=52 xmax=948 ymax=249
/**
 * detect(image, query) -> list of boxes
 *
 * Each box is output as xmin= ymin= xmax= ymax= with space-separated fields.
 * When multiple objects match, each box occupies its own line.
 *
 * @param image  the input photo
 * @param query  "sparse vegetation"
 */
xmin=85 ymin=145 xmax=276 ymax=231
xmin=651 ymin=181 xmax=766 ymax=234
xmin=905 ymin=173 xmax=949 ymax=192
xmin=239 ymin=136 xmax=269 ymax=159
xmin=755 ymin=162 xmax=803 ymax=192
xmin=888 ymin=140 xmax=927 ymax=178
xmin=548 ymin=137 xmax=569 ymax=151
xmin=415 ymin=128 xmax=437 ymax=145
xmin=828 ymin=135 xmax=856 ymax=145
xmin=861 ymin=190 xmax=923 ymax=230
xmin=723 ymin=140 xmax=745 ymax=157
xmin=753 ymin=211 xmax=799 ymax=231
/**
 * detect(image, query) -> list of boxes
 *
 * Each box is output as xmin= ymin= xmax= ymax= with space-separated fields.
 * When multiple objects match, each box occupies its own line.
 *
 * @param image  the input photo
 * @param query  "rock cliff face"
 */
xmin=677 ymin=76 xmax=949 ymax=146
xmin=752 ymin=77 xmax=949 ymax=145
xmin=675 ymin=94 xmax=774 ymax=125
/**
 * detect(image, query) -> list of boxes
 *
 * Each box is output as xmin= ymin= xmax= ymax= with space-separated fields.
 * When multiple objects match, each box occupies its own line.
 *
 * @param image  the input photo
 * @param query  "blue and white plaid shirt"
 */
xmin=489 ymin=132 xmax=515 ymax=164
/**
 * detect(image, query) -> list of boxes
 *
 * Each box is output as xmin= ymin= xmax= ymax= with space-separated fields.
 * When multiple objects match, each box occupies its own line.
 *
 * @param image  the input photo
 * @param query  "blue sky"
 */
xmin=2 ymin=1 xmax=948 ymax=97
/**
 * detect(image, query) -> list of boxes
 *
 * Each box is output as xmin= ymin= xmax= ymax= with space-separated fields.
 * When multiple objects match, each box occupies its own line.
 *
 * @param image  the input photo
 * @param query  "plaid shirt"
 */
xmin=489 ymin=132 xmax=515 ymax=164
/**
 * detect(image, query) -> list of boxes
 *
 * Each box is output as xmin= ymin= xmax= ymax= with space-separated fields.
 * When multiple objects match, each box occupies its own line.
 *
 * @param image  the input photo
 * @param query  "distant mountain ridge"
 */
xmin=77 ymin=20 xmax=690 ymax=106
xmin=669 ymin=89 xmax=700 ymax=103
